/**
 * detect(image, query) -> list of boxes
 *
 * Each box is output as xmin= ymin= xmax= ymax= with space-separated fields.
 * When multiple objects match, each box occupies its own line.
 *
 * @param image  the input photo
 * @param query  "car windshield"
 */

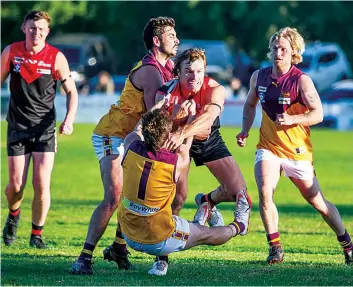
xmin=55 ymin=45 xmax=81 ymax=64
xmin=296 ymin=54 xmax=312 ymax=69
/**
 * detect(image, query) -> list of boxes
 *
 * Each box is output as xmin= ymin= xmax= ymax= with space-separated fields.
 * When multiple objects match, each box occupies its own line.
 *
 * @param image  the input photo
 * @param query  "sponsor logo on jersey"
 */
xmin=14 ymin=56 xmax=24 ymax=64
xmin=295 ymin=146 xmax=306 ymax=154
xmin=258 ymin=86 xmax=267 ymax=92
xmin=37 ymin=68 xmax=51 ymax=75
xmin=279 ymin=91 xmax=291 ymax=104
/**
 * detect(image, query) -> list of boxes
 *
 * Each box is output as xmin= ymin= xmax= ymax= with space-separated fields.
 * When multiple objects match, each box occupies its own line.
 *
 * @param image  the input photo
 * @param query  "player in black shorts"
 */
xmin=1 ymin=10 xmax=78 ymax=248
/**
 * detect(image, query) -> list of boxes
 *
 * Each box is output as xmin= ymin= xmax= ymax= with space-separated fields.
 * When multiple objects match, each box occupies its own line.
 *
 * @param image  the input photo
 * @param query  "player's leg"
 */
xmin=254 ymin=149 xmax=283 ymax=264
xmin=71 ymin=135 xmax=127 ymax=275
xmin=290 ymin=175 xmax=353 ymax=265
xmin=3 ymin=127 xmax=32 ymax=246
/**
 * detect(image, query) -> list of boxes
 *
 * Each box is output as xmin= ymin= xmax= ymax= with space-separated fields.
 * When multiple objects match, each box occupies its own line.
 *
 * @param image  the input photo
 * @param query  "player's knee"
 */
xmin=6 ymin=181 xmax=26 ymax=194
xmin=102 ymin=196 xmax=120 ymax=212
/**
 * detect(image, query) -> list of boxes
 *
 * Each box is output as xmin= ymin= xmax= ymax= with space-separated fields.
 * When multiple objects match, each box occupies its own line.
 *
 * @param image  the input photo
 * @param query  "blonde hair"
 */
xmin=173 ymin=48 xmax=207 ymax=76
xmin=267 ymin=27 xmax=305 ymax=64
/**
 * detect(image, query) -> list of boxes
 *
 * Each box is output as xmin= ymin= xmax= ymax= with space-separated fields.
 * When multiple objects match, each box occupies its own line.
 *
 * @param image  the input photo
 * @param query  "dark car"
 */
xmin=48 ymin=33 xmax=117 ymax=81
xmin=177 ymin=39 xmax=234 ymax=85
xmin=319 ymin=80 xmax=353 ymax=129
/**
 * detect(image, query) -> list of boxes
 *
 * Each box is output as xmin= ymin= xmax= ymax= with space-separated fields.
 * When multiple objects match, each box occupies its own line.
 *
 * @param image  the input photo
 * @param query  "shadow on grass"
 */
xmin=1 ymin=255 xmax=353 ymax=286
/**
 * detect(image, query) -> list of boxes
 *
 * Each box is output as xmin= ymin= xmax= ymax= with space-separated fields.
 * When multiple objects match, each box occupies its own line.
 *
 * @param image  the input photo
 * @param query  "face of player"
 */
xmin=179 ymin=59 xmax=205 ymax=94
xmin=270 ymin=37 xmax=292 ymax=70
xmin=159 ymin=26 xmax=179 ymax=58
xmin=22 ymin=19 xmax=50 ymax=47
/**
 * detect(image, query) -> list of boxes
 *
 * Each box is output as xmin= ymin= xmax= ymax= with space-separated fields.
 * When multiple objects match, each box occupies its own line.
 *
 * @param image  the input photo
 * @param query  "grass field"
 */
xmin=1 ymin=121 xmax=353 ymax=286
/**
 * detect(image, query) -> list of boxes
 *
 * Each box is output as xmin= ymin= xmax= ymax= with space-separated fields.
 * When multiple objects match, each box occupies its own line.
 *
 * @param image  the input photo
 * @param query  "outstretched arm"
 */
xmin=1 ymin=45 xmax=10 ymax=86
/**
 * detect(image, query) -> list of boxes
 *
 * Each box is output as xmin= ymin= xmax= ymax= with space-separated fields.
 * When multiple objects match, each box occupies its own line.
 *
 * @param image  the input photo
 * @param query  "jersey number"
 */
xmin=137 ymin=161 xmax=152 ymax=200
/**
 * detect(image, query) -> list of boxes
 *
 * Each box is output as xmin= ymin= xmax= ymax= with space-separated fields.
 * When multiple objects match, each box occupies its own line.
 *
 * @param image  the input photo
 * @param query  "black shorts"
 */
xmin=7 ymin=125 xmax=57 ymax=156
xmin=190 ymin=128 xmax=231 ymax=166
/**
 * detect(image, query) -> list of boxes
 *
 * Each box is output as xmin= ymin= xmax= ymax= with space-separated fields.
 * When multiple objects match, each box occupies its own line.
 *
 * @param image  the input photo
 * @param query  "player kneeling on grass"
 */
xmin=116 ymin=99 xmax=251 ymax=276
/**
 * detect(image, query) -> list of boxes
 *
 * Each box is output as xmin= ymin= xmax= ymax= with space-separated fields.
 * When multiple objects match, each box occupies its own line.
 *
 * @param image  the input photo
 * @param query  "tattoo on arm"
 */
xmin=307 ymin=91 xmax=318 ymax=103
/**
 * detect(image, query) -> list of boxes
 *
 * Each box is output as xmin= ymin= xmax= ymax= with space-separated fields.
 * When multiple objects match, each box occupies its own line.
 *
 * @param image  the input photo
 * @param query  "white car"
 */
xmin=296 ymin=42 xmax=352 ymax=93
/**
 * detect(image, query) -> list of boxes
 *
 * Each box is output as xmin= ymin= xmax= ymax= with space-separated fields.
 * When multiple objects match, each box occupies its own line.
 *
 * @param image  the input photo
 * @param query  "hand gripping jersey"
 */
xmin=256 ymin=65 xmax=313 ymax=161
xmin=93 ymin=52 xmax=174 ymax=138
xmin=118 ymin=140 xmax=178 ymax=244
xmin=157 ymin=77 xmax=220 ymax=141
xmin=7 ymin=41 xmax=59 ymax=132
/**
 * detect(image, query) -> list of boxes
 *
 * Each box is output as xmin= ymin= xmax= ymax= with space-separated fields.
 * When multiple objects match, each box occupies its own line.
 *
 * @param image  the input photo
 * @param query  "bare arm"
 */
xmin=1 ymin=45 xmax=10 ymax=86
xmin=276 ymin=74 xmax=323 ymax=126
xmin=55 ymin=52 xmax=78 ymax=135
xmin=132 ymin=65 xmax=163 ymax=110
xmin=236 ymin=70 xmax=259 ymax=147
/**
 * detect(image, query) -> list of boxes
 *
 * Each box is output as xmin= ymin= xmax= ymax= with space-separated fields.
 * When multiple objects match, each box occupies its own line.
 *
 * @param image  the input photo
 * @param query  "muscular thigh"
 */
xmin=99 ymin=154 xmax=123 ymax=199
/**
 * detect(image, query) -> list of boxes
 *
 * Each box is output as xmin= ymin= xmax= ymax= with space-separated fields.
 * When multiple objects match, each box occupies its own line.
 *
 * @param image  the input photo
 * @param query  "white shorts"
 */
xmin=123 ymin=215 xmax=190 ymax=256
xmin=91 ymin=133 xmax=125 ymax=161
xmin=255 ymin=149 xmax=314 ymax=180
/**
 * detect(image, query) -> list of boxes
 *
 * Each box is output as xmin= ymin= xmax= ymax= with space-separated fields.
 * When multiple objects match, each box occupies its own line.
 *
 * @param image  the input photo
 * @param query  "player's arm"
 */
xmin=181 ymin=85 xmax=225 ymax=139
xmin=276 ymin=74 xmax=323 ymax=127
xmin=1 ymin=45 xmax=10 ymax=86
xmin=55 ymin=52 xmax=78 ymax=135
xmin=236 ymin=70 xmax=259 ymax=147
xmin=138 ymin=65 xmax=163 ymax=110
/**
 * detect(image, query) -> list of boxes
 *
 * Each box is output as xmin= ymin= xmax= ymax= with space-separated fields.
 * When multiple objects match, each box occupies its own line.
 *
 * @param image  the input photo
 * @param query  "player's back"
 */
xmin=118 ymin=140 xmax=178 ymax=244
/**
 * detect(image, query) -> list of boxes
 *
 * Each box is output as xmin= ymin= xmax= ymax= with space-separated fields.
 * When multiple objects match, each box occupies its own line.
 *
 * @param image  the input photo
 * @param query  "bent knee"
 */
xmin=6 ymin=182 xmax=26 ymax=194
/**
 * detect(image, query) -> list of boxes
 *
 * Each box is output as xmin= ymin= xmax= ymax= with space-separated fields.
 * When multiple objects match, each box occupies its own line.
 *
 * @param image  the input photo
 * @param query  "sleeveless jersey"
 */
xmin=93 ymin=52 xmax=174 ymax=138
xmin=6 ymin=41 xmax=59 ymax=132
xmin=256 ymin=65 xmax=313 ymax=161
xmin=157 ymin=77 xmax=221 ymax=140
xmin=118 ymin=140 xmax=178 ymax=244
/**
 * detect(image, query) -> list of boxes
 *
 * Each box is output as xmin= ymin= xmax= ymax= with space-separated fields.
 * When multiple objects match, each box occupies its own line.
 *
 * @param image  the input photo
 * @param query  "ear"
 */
xmin=21 ymin=24 xmax=26 ymax=34
xmin=152 ymin=35 xmax=160 ymax=48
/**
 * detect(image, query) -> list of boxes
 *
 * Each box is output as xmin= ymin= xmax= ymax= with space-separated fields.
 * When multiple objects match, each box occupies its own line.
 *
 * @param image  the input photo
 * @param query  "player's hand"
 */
xmin=152 ymin=95 xmax=170 ymax=111
xmin=59 ymin=121 xmax=74 ymax=135
xmin=276 ymin=112 xmax=294 ymax=126
xmin=165 ymin=129 xmax=185 ymax=151
xmin=236 ymin=131 xmax=249 ymax=147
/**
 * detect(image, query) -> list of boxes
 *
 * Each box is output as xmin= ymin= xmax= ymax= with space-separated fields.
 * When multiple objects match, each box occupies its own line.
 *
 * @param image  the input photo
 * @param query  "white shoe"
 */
xmin=148 ymin=260 xmax=168 ymax=276
xmin=195 ymin=193 xmax=224 ymax=227
xmin=193 ymin=202 xmax=211 ymax=226
xmin=234 ymin=189 xmax=252 ymax=235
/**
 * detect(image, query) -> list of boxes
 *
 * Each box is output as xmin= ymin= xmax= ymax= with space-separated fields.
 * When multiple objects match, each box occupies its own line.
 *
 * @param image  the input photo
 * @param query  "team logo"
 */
xmin=258 ymin=86 xmax=267 ymax=103
xmin=13 ymin=64 xmax=21 ymax=73
xmin=278 ymin=91 xmax=291 ymax=105
xmin=295 ymin=146 xmax=306 ymax=154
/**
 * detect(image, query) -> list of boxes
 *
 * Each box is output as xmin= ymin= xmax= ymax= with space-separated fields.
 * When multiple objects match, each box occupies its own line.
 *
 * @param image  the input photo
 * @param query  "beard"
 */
xmin=160 ymin=42 xmax=177 ymax=58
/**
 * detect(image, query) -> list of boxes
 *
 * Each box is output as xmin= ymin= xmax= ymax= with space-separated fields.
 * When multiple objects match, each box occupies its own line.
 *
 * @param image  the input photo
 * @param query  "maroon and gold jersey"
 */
xmin=7 ymin=41 xmax=59 ymax=132
xmin=118 ymin=140 xmax=178 ymax=244
xmin=93 ymin=52 xmax=174 ymax=138
xmin=256 ymin=65 xmax=313 ymax=161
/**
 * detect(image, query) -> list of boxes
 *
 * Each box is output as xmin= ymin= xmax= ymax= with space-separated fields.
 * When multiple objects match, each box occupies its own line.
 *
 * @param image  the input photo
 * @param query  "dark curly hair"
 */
xmin=173 ymin=48 xmax=207 ymax=76
xmin=142 ymin=109 xmax=173 ymax=152
xmin=23 ymin=10 xmax=51 ymax=26
xmin=143 ymin=17 xmax=175 ymax=50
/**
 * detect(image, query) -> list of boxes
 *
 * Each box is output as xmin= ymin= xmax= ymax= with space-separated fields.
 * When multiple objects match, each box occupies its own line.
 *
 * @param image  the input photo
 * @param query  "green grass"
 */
xmin=1 ymin=121 xmax=353 ymax=286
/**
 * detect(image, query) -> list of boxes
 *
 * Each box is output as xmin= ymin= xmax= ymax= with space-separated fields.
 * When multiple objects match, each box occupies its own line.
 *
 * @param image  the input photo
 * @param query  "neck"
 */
xmin=271 ymin=64 xmax=291 ymax=79
xmin=25 ymin=41 xmax=45 ymax=55
xmin=150 ymin=48 xmax=169 ymax=67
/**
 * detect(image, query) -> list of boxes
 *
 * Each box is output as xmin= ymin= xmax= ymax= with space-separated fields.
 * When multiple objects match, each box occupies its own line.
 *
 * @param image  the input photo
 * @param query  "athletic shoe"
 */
xmin=148 ymin=260 xmax=168 ymax=276
xmin=103 ymin=245 xmax=134 ymax=270
xmin=2 ymin=214 xmax=20 ymax=246
xmin=195 ymin=193 xmax=224 ymax=227
xmin=234 ymin=189 xmax=252 ymax=235
xmin=267 ymin=245 xmax=284 ymax=264
xmin=344 ymin=249 xmax=353 ymax=265
xmin=30 ymin=235 xmax=47 ymax=249
xmin=70 ymin=258 xmax=94 ymax=275
xmin=193 ymin=202 xmax=211 ymax=226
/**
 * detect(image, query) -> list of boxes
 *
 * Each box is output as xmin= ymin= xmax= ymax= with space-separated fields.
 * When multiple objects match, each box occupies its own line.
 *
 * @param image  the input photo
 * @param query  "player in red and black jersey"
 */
xmin=1 ymin=11 xmax=78 ymax=249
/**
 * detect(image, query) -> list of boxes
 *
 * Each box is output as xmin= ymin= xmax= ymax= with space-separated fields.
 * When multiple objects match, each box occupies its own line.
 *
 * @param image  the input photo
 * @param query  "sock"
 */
xmin=112 ymin=227 xmax=127 ymax=254
xmin=79 ymin=242 xmax=95 ymax=260
xmin=267 ymin=232 xmax=281 ymax=247
xmin=337 ymin=230 xmax=353 ymax=252
xmin=229 ymin=221 xmax=245 ymax=236
xmin=9 ymin=208 xmax=20 ymax=220
xmin=200 ymin=193 xmax=217 ymax=209
xmin=31 ymin=223 xmax=43 ymax=237
xmin=156 ymin=255 xmax=168 ymax=263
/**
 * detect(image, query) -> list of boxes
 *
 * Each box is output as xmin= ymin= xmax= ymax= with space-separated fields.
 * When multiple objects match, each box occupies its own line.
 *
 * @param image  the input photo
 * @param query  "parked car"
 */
xmin=320 ymin=80 xmax=353 ymax=129
xmin=177 ymin=39 xmax=233 ymax=85
xmin=48 ymin=33 xmax=117 ymax=82
xmin=296 ymin=42 xmax=352 ymax=93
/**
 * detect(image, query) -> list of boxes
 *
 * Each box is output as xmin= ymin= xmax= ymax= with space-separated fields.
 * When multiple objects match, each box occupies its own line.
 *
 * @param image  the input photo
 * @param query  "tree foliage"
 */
xmin=1 ymin=1 xmax=353 ymax=73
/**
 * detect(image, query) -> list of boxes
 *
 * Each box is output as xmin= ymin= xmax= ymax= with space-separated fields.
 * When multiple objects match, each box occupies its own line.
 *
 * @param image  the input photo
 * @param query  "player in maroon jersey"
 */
xmin=1 ymin=11 xmax=78 ymax=249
